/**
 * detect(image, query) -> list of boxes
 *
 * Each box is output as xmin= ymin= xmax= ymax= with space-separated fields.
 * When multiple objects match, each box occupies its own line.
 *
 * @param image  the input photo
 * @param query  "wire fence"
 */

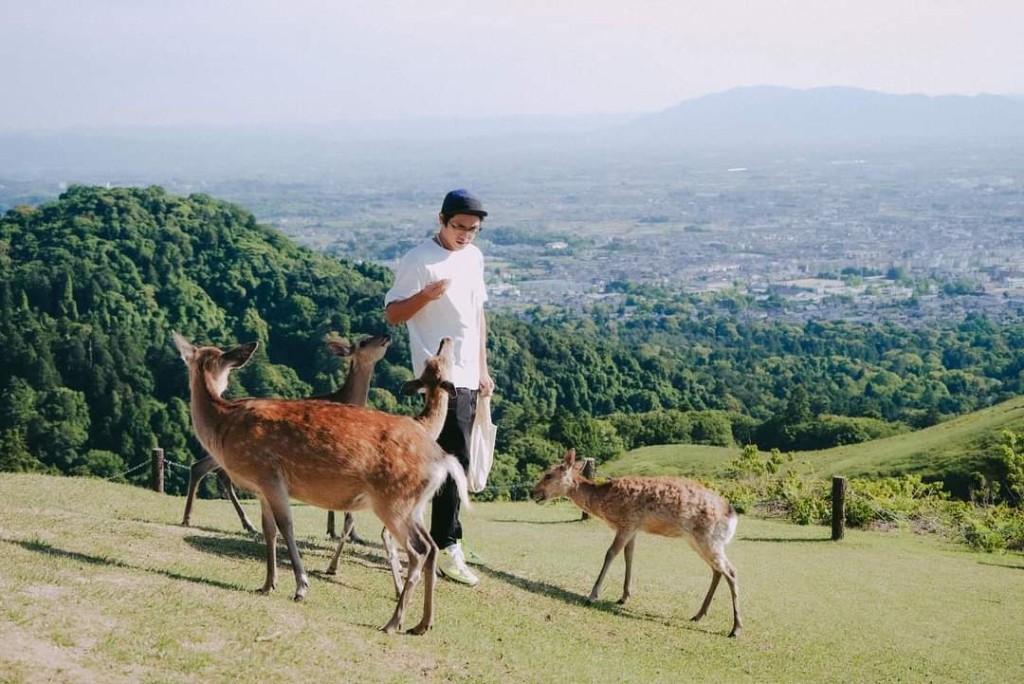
xmin=107 ymin=459 xmax=149 ymax=481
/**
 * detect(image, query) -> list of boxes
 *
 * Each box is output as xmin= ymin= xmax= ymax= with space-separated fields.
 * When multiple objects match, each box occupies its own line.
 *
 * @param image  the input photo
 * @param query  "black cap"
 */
xmin=441 ymin=189 xmax=488 ymax=219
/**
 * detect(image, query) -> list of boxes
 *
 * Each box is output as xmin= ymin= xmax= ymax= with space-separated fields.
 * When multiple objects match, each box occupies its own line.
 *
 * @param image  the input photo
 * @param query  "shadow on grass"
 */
xmin=184 ymin=534 xmax=327 ymax=561
xmin=740 ymin=535 xmax=833 ymax=543
xmin=3 ymin=536 xmax=246 ymax=592
xmin=489 ymin=518 xmax=585 ymax=525
xmin=979 ymin=559 xmax=1024 ymax=571
xmin=176 ymin=522 xmax=260 ymax=538
xmin=475 ymin=564 xmax=719 ymax=634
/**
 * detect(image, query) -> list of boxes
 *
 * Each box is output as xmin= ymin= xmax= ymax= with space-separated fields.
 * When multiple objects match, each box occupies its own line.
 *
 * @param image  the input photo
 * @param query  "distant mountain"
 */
xmin=616 ymin=86 xmax=1024 ymax=145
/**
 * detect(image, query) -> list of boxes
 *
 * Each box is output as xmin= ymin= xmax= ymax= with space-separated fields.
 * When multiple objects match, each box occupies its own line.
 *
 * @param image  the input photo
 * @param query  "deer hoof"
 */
xmin=407 ymin=622 xmax=431 ymax=636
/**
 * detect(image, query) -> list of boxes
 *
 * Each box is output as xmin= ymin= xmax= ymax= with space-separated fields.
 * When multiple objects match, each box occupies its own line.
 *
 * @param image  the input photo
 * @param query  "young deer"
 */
xmin=531 ymin=448 xmax=742 ymax=637
xmin=180 ymin=334 xmax=391 ymax=539
xmin=173 ymin=332 xmax=468 ymax=635
xmin=325 ymin=335 xmax=458 ymax=595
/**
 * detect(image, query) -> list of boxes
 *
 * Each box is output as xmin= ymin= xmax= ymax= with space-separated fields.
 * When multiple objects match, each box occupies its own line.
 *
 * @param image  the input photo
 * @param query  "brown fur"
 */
xmin=181 ymin=334 xmax=391 ymax=536
xmin=173 ymin=332 xmax=468 ymax=635
xmin=532 ymin=448 xmax=742 ymax=637
xmin=327 ymin=337 xmax=456 ymax=590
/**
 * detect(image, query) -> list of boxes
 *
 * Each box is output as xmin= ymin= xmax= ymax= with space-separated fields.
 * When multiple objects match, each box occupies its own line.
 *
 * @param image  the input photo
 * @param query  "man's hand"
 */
xmin=422 ymin=279 xmax=451 ymax=300
xmin=479 ymin=370 xmax=495 ymax=397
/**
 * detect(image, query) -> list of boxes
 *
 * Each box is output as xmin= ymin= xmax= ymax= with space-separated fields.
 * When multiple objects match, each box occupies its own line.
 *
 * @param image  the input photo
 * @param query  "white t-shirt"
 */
xmin=385 ymin=237 xmax=488 ymax=389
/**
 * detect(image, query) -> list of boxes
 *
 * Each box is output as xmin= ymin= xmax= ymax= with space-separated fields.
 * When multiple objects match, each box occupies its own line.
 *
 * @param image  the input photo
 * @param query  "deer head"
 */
xmin=531 ymin=448 xmax=583 ymax=503
xmin=327 ymin=334 xmax=391 ymax=365
xmin=400 ymin=337 xmax=456 ymax=397
xmin=172 ymin=331 xmax=257 ymax=397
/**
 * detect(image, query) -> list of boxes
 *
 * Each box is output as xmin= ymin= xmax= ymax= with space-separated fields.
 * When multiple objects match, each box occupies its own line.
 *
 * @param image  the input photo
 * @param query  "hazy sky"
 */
xmin=2 ymin=0 xmax=1022 ymax=130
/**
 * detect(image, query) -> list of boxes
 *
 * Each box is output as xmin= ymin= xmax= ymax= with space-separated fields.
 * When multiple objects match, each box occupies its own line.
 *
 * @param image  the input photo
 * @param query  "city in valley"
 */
xmin=2 ymin=135 xmax=1023 ymax=326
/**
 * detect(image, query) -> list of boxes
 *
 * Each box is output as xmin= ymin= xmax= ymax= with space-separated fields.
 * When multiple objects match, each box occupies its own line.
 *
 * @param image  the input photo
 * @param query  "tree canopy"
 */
xmin=3 ymin=186 xmax=1023 ymax=500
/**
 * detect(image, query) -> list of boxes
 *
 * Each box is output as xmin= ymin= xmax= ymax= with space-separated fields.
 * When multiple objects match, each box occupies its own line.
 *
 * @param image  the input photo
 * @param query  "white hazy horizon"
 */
xmin=2 ymin=0 xmax=1022 ymax=131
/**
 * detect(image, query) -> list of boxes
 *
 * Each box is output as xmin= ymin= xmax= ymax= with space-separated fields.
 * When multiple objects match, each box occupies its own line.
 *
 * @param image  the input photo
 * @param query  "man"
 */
xmin=384 ymin=188 xmax=494 ymax=586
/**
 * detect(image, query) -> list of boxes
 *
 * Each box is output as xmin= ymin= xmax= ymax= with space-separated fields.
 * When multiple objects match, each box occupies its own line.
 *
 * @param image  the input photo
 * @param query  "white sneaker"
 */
xmin=438 ymin=543 xmax=480 ymax=586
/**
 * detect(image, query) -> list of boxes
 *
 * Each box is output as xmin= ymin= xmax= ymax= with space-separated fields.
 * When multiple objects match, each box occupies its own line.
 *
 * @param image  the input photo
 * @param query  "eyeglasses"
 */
xmin=447 ymin=221 xmax=481 ymax=237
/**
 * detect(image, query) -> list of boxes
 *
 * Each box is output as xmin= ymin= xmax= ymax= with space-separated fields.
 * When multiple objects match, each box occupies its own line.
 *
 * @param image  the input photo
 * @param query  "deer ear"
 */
xmin=401 ymin=379 xmax=424 ymax=396
xmin=440 ymin=381 xmax=457 ymax=396
xmin=327 ymin=340 xmax=352 ymax=357
xmin=223 ymin=342 xmax=257 ymax=368
xmin=172 ymin=331 xmax=195 ymax=363
xmin=564 ymin=448 xmax=576 ymax=466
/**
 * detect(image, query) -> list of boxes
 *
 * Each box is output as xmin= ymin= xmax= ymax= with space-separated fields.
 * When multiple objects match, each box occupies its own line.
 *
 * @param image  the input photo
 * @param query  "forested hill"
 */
xmin=2 ymin=186 xmax=1024 ymax=499
xmin=0 ymin=186 xmax=401 ymax=483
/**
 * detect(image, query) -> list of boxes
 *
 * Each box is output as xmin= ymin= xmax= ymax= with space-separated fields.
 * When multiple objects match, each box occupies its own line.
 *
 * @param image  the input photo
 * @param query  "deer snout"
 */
xmin=530 ymin=487 xmax=548 ymax=503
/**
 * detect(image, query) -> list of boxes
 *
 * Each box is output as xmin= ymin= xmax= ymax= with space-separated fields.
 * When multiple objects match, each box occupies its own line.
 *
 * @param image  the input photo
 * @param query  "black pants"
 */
xmin=430 ymin=387 xmax=477 ymax=549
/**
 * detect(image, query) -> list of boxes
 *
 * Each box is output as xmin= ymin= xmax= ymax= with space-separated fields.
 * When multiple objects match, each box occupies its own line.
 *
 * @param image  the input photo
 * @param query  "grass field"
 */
xmin=602 ymin=395 xmax=1024 ymax=493
xmin=1 ymin=473 xmax=1022 ymax=683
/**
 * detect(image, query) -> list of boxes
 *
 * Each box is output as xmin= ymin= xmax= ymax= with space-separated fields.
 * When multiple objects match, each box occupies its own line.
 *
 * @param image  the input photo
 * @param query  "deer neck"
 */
xmin=188 ymin=369 xmax=234 ymax=455
xmin=568 ymin=478 xmax=608 ymax=518
xmin=330 ymin=360 xmax=373 ymax=406
xmin=414 ymin=387 xmax=450 ymax=440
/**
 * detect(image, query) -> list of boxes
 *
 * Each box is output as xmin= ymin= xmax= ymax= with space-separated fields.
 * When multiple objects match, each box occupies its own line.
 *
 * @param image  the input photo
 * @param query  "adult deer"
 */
xmin=180 ymin=334 xmax=391 ymax=539
xmin=531 ymin=448 xmax=742 ymax=637
xmin=173 ymin=332 xmax=467 ymax=634
xmin=324 ymin=333 xmax=457 ymax=595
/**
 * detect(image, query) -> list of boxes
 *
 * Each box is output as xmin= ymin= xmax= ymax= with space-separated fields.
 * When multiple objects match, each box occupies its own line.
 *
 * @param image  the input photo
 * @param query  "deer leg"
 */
xmin=408 ymin=526 xmax=438 ymax=635
xmin=220 ymin=470 xmax=258 ymax=534
xmin=257 ymin=499 xmax=279 ymax=595
xmin=181 ymin=455 xmax=219 ymax=527
xmin=344 ymin=512 xmax=366 ymax=545
xmin=616 ymin=535 xmax=637 ymax=605
xmin=327 ymin=511 xmax=338 ymax=539
xmin=263 ymin=482 xmax=309 ymax=602
xmin=693 ymin=551 xmax=741 ymax=637
xmin=382 ymin=527 xmax=404 ymax=598
xmin=325 ymin=535 xmax=345 ymax=576
xmin=588 ymin=529 xmax=633 ymax=602
xmin=692 ymin=571 xmax=721 ymax=623
xmin=721 ymin=558 xmax=742 ymax=638
xmin=382 ymin=524 xmax=424 ymax=634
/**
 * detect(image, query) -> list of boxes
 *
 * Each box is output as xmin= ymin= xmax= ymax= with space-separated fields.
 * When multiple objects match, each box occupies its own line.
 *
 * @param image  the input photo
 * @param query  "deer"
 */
xmin=531 ymin=448 xmax=742 ymax=637
xmin=324 ymin=333 xmax=457 ymax=595
xmin=172 ymin=332 xmax=468 ymax=635
xmin=180 ymin=334 xmax=392 ymax=542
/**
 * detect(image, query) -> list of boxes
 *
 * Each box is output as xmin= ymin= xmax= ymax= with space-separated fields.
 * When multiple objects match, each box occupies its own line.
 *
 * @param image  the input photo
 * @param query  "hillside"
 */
xmin=603 ymin=394 xmax=1024 ymax=496
xmin=3 ymin=185 xmax=1024 ymax=504
xmin=1 ymin=473 xmax=1021 ymax=683
xmin=0 ymin=185 xmax=398 ymax=487
xmin=618 ymin=86 xmax=1024 ymax=145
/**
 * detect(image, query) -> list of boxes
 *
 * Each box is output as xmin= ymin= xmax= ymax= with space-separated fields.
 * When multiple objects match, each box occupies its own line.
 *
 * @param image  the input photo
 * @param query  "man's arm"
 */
xmin=384 ymin=279 xmax=450 ymax=325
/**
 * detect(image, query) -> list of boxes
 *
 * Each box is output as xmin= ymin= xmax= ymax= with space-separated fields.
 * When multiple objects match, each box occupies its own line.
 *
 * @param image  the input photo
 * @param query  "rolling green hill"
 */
xmin=603 ymin=394 xmax=1024 ymax=495
xmin=1 ymin=473 xmax=1021 ymax=683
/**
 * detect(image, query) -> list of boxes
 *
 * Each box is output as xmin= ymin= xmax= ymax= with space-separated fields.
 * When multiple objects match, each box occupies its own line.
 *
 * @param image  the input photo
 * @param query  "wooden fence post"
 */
xmin=581 ymin=458 xmax=596 ymax=520
xmin=831 ymin=476 xmax=846 ymax=541
xmin=151 ymin=448 xmax=165 ymax=493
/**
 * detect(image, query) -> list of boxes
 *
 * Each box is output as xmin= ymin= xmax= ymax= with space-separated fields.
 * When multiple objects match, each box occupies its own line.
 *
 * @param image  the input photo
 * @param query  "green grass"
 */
xmin=604 ymin=395 xmax=1024 ymax=493
xmin=1 ymin=473 xmax=1022 ymax=683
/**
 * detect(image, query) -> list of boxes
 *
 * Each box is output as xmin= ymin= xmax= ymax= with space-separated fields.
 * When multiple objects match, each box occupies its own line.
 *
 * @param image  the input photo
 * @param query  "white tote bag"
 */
xmin=468 ymin=394 xmax=497 ymax=493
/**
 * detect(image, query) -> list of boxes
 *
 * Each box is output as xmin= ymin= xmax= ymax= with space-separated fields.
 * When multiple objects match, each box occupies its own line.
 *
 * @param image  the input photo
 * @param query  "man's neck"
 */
xmin=433 ymin=233 xmax=454 ymax=251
